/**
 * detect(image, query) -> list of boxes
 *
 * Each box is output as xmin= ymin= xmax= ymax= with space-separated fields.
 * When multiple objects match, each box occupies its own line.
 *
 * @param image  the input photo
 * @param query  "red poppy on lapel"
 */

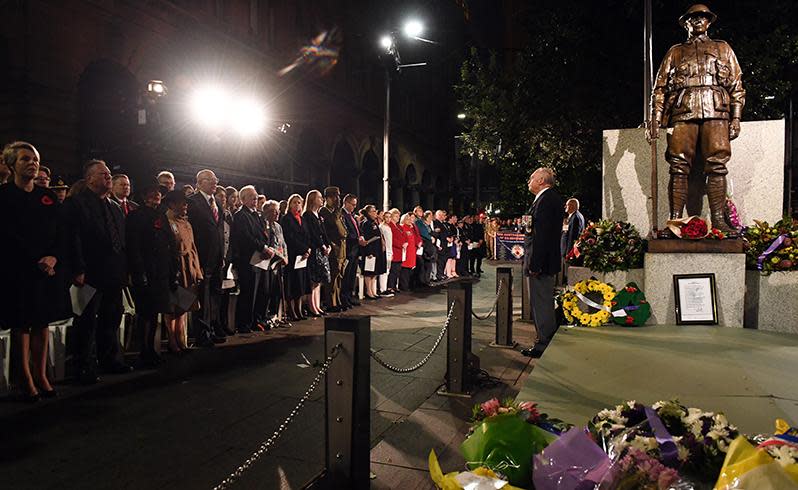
xmin=41 ymin=195 xmax=54 ymax=205
xmin=154 ymin=218 xmax=163 ymax=230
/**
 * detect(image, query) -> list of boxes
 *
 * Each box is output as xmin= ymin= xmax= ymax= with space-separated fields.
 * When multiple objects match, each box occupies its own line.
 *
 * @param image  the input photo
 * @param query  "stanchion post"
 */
xmin=490 ymin=267 xmax=517 ymax=349
xmin=437 ymin=282 xmax=474 ymax=398
xmin=521 ymin=274 xmax=533 ymax=322
xmin=324 ymin=316 xmax=371 ymax=489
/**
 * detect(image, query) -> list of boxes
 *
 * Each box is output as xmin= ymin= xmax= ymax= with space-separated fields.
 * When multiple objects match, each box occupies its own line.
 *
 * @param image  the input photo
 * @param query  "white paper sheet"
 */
xmin=416 ymin=246 xmax=423 ymax=256
xmin=402 ymin=250 xmax=407 ymax=262
xmin=70 ymin=284 xmax=97 ymax=316
xmin=364 ymin=255 xmax=376 ymax=272
xmin=294 ymin=255 xmax=308 ymax=269
xmin=250 ymin=251 xmax=271 ymax=271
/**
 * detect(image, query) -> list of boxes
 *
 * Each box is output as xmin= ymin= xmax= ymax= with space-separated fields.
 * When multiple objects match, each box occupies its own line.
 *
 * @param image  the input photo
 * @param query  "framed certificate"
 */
xmin=673 ymin=273 xmax=718 ymax=325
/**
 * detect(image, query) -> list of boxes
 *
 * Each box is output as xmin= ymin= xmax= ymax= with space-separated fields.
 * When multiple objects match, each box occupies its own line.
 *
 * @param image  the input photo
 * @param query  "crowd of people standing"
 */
xmin=0 ymin=140 xmax=490 ymax=402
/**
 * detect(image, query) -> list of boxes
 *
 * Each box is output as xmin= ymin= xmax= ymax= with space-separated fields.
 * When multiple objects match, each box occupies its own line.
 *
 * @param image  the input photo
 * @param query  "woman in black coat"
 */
xmin=302 ymin=190 xmax=330 ymax=317
xmin=280 ymin=193 xmax=311 ymax=321
xmin=359 ymin=205 xmax=382 ymax=299
xmin=0 ymin=141 xmax=69 ymax=402
xmin=126 ymin=184 xmax=179 ymax=359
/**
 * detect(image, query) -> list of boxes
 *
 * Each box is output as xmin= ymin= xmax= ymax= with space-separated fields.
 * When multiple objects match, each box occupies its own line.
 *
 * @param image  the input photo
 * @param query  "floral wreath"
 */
xmin=562 ymin=278 xmax=616 ymax=327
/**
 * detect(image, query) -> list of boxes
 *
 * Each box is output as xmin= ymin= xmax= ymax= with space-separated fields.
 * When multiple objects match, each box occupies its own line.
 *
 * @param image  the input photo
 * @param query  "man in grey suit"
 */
xmin=521 ymin=167 xmax=564 ymax=358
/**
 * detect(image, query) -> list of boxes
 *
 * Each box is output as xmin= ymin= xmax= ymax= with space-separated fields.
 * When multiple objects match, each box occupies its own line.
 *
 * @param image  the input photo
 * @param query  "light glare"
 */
xmin=404 ymin=20 xmax=424 ymax=38
xmin=191 ymin=87 xmax=229 ymax=129
xmin=457 ymin=113 xmax=466 ymax=119
xmin=379 ymin=35 xmax=393 ymax=51
xmin=231 ymin=98 xmax=267 ymax=137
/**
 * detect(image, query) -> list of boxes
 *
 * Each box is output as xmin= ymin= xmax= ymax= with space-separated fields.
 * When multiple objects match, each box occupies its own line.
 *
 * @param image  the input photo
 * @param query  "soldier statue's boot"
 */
xmin=706 ymin=175 xmax=736 ymax=235
xmin=661 ymin=174 xmax=689 ymax=238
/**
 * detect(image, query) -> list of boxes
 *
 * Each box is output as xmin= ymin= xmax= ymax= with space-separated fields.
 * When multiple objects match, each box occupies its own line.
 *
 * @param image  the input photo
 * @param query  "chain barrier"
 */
xmin=212 ymin=343 xmax=343 ymax=490
xmin=471 ymin=279 xmax=505 ymax=321
xmin=369 ymin=301 xmax=456 ymax=373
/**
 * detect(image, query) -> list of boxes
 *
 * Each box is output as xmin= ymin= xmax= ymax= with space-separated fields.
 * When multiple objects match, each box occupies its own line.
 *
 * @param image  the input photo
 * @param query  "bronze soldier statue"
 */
xmin=649 ymin=4 xmax=745 ymax=234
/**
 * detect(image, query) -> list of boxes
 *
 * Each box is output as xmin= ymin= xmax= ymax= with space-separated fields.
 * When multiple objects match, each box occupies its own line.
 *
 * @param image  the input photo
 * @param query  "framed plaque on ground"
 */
xmin=673 ymin=273 xmax=718 ymax=325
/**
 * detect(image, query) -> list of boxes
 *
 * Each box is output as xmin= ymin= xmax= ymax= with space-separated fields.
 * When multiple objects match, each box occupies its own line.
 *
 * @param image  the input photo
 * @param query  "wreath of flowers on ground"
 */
xmin=567 ymin=220 xmax=644 ymax=273
xmin=589 ymin=399 xmax=739 ymax=483
xmin=561 ymin=278 xmax=616 ymax=327
xmin=743 ymin=218 xmax=798 ymax=273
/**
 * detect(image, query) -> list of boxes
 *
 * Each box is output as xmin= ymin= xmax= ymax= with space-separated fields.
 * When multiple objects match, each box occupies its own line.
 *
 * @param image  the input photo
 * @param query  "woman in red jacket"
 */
xmin=400 ymin=212 xmax=419 ymax=291
xmin=386 ymin=208 xmax=406 ymax=294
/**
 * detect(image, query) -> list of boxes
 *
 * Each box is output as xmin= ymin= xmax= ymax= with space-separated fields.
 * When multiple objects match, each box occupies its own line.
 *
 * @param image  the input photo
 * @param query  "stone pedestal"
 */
xmin=744 ymin=271 xmax=798 ymax=333
xmin=0 ymin=329 xmax=9 ymax=393
xmin=567 ymin=266 xmax=645 ymax=289
xmin=644 ymin=253 xmax=745 ymax=327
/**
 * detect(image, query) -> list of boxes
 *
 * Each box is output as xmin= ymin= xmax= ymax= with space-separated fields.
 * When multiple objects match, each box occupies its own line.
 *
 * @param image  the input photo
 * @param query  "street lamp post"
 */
xmin=380 ymin=20 xmax=433 ymax=211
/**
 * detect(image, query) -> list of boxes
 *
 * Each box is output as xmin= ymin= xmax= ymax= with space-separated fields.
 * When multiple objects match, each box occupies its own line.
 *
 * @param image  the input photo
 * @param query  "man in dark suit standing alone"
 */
xmin=66 ymin=159 xmax=132 ymax=383
xmin=187 ymin=169 xmax=226 ymax=346
xmin=521 ymin=167 xmax=564 ymax=359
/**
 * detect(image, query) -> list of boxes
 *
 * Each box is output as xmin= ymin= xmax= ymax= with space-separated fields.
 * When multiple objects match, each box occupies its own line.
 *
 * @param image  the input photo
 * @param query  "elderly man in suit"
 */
xmin=341 ymin=194 xmax=365 ymax=308
xmin=232 ymin=186 xmax=274 ymax=333
xmin=187 ymin=169 xmax=226 ymax=346
xmin=65 ymin=159 xmax=132 ymax=383
xmin=521 ymin=167 xmax=564 ymax=359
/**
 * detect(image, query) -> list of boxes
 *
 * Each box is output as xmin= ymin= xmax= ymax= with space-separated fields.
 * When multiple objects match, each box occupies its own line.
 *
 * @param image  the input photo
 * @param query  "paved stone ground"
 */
xmin=0 ymin=262 xmax=538 ymax=490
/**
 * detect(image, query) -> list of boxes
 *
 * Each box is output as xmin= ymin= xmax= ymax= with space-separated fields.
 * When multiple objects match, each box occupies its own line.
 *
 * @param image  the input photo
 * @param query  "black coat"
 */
xmin=342 ymin=209 xmax=361 ymax=257
xmin=280 ymin=212 xmax=311 ymax=263
xmin=187 ymin=191 xmax=224 ymax=275
xmin=0 ymin=183 xmax=70 ymax=326
xmin=302 ymin=211 xmax=330 ymax=252
xmin=359 ymin=217 xmax=381 ymax=258
xmin=529 ymin=188 xmax=565 ymax=276
xmin=125 ymin=205 xmax=178 ymax=314
xmin=64 ymin=188 xmax=127 ymax=289
xmin=232 ymin=207 xmax=267 ymax=266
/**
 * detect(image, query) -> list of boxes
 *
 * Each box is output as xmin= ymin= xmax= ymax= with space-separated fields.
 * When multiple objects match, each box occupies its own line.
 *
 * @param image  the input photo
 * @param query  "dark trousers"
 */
xmin=530 ymin=273 xmax=558 ymax=348
xmin=194 ymin=273 xmax=220 ymax=340
xmin=387 ymin=261 xmax=402 ymax=290
xmin=436 ymin=249 xmax=448 ymax=279
xmin=399 ymin=267 xmax=413 ymax=291
xmin=75 ymin=286 xmax=124 ymax=372
xmin=456 ymin=247 xmax=469 ymax=275
xmin=341 ymin=245 xmax=359 ymax=305
xmin=469 ymin=253 xmax=483 ymax=274
xmin=265 ymin=269 xmax=283 ymax=316
xmin=236 ymin=263 xmax=266 ymax=329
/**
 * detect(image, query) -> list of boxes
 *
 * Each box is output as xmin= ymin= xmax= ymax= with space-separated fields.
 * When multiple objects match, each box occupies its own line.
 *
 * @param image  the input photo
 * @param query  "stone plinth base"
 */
xmin=644 ymin=253 xmax=745 ymax=327
xmin=744 ymin=271 xmax=798 ymax=333
xmin=567 ymin=266 xmax=645 ymax=289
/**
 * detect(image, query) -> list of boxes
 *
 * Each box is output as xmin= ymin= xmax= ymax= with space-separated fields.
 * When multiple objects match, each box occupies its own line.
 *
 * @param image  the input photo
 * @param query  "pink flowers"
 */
xmin=481 ymin=399 xmax=500 ymax=417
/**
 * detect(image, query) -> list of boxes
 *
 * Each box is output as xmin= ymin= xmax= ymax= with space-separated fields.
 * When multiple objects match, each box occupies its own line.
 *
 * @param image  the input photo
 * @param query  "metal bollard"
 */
xmin=490 ymin=267 xmax=517 ymax=349
xmin=324 ymin=316 xmax=371 ymax=489
xmin=521 ymin=274 xmax=533 ymax=322
xmin=437 ymin=282 xmax=476 ymax=398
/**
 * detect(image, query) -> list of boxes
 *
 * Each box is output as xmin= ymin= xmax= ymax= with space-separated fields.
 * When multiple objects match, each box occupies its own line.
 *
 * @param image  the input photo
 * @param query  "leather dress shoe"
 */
xmin=78 ymin=370 xmax=101 ymax=385
xmin=40 ymin=388 xmax=58 ymax=399
xmin=350 ymin=299 xmax=361 ymax=306
xmin=237 ymin=325 xmax=253 ymax=334
xmin=212 ymin=334 xmax=227 ymax=344
xmin=520 ymin=347 xmax=544 ymax=358
xmin=326 ymin=306 xmax=342 ymax=313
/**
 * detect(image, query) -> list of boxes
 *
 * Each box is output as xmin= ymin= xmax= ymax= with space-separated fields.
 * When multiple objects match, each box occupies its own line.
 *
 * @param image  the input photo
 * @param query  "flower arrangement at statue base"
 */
xmin=610 ymin=282 xmax=652 ymax=327
xmin=567 ymin=219 xmax=644 ymax=272
xmin=666 ymin=216 xmax=727 ymax=240
xmin=743 ymin=218 xmax=798 ymax=273
xmin=561 ymin=278 xmax=616 ymax=327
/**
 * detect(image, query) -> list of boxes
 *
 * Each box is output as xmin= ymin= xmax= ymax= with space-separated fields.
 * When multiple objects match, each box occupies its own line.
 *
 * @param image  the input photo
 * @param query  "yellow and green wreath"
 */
xmin=562 ymin=278 xmax=616 ymax=327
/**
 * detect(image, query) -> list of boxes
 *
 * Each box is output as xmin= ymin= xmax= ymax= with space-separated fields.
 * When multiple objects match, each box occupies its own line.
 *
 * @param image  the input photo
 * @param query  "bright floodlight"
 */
xmin=147 ymin=80 xmax=167 ymax=96
xmin=379 ymin=35 xmax=393 ymax=51
xmin=191 ymin=87 xmax=229 ymax=129
xmin=403 ymin=20 xmax=424 ymax=38
xmin=457 ymin=113 xmax=466 ymax=120
xmin=231 ymin=98 xmax=266 ymax=137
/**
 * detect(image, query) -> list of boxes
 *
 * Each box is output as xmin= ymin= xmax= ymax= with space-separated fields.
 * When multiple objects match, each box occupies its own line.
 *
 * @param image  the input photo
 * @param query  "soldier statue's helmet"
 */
xmin=679 ymin=4 xmax=717 ymax=27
